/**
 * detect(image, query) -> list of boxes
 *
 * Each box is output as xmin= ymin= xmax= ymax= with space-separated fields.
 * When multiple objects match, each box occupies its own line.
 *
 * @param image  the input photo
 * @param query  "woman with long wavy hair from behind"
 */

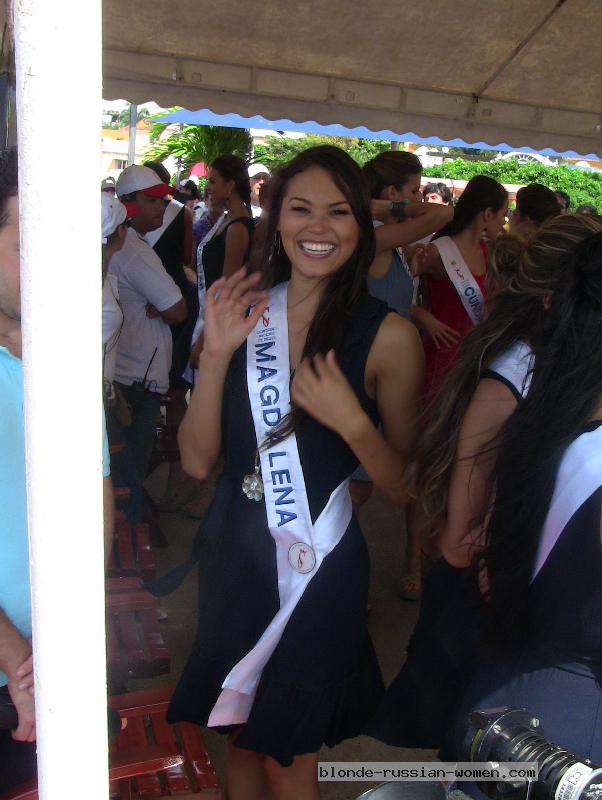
xmin=449 ymin=223 xmax=602 ymax=797
xmin=366 ymin=212 xmax=602 ymax=751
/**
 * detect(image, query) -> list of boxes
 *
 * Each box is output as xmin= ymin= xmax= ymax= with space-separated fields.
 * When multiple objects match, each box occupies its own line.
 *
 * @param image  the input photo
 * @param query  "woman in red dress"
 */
xmin=401 ymin=176 xmax=507 ymax=600
xmin=413 ymin=175 xmax=508 ymax=403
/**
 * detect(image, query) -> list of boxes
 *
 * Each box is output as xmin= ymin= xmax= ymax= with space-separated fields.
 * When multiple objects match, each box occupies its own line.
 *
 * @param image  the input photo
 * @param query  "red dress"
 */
xmin=423 ymin=240 xmax=489 ymax=402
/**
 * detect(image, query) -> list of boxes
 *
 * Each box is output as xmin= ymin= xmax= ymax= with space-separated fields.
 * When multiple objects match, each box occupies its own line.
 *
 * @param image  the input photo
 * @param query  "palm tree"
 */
xmin=102 ymin=105 xmax=151 ymax=129
xmin=143 ymin=112 xmax=253 ymax=172
xmin=116 ymin=105 xmax=150 ymax=127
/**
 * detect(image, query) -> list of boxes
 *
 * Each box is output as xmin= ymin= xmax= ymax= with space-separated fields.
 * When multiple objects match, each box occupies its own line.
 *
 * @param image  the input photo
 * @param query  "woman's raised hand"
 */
xmin=203 ymin=269 xmax=269 ymax=360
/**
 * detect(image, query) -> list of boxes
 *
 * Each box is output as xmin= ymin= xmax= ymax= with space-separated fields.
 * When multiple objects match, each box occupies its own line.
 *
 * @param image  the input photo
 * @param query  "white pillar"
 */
xmin=13 ymin=1 xmax=108 ymax=798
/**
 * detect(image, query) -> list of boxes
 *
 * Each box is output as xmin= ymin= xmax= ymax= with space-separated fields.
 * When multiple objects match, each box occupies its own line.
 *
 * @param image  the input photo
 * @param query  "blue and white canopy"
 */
xmin=103 ymin=0 xmax=602 ymax=159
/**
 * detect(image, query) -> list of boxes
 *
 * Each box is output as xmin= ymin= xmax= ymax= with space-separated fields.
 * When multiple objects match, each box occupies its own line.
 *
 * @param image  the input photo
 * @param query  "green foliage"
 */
xmin=103 ymin=105 xmax=150 ymax=129
xmin=143 ymin=113 xmax=253 ymax=172
xmin=423 ymin=158 xmax=602 ymax=210
xmin=253 ymin=134 xmax=392 ymax=170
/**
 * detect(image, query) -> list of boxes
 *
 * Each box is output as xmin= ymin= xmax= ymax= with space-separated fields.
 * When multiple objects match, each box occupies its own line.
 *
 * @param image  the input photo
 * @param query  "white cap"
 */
xmin=115 ymin=165 xmax=171 ymax=198
xmin=248 ymin=163 xmax=270 ymax=178
xmin=101 ymin=193 xmax=127 ymax=243
xmin=101 ymin=176 xmax=116 ymax=191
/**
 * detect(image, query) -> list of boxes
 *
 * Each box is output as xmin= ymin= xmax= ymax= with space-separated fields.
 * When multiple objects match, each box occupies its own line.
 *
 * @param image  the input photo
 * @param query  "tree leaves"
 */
xmin=423 ymin=158 xmax=602 ymax=210
xmin=142 ymin=119 xmax=253 ymax=173
xmin=253 ymin=134 xmax=392 ymax=170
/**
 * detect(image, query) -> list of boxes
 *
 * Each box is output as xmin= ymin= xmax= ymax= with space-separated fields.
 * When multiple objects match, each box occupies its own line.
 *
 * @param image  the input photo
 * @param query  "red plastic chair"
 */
xmin=107 ymin=513 xmax=156 ymax=581
xmin=106 ymin=577 xmax=170 ymax=682
xmin=109 ymin=688 xmax=221 ymax=798
xmin=0 ymin=689 xmax=221 ymax=800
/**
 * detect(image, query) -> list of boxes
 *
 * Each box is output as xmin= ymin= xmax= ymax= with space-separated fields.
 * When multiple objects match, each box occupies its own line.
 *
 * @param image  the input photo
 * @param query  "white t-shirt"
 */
xmin=108 ymin=227 xmax=182 ymax=395
xmin=102 ymin=272 xmax=123 ymax=384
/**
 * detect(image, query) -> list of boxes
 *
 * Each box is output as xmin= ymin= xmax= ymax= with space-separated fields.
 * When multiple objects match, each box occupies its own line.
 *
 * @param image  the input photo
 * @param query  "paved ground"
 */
xmin=136 ymin=466 xmax=439 ymax=799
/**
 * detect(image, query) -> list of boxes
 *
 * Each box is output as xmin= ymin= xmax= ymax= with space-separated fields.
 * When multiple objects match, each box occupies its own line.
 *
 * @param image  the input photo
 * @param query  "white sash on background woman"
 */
xmin=208 ymin=282 xmax=353 ymax=726
xmin=432 ymin=236 xmax=486 ymax=326
xmin=181 ymin=215 xmax=225 ymax=384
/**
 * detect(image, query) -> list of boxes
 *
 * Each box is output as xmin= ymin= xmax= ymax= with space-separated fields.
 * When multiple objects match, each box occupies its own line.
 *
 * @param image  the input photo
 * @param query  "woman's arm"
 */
xmin=439 ymin=378 xmax=518 ymax=567
xmin=292 ymin=314 xmax=424 ymax=505
xmin=179 ymin=349 xmax=231 ymax=480
xmin=373 ymin=204 xmax=453 ymax=255
xmin=411 ymin=304 xmax=461 ymax=350
xmin=222 ymin=221 xmax=251 ymax=279
xmin=178 ymin=270 xmax=268 ymax=479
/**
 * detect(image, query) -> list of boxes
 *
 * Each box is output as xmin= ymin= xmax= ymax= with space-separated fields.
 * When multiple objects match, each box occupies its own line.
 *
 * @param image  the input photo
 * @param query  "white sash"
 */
xmin=144 ymin=199 xmax=182 ymax=248
xmin=433 ymin=236 xmax=486 ymax=326
xmin=191 ymin=215 xmax=225 ymax=344
xmin=181 ymin=215 xmax=226 ymax=384
xmin=208 ymin=282 xmax=352 ymax=727
xmin=531 ymin=425 xmax=602 ymax=582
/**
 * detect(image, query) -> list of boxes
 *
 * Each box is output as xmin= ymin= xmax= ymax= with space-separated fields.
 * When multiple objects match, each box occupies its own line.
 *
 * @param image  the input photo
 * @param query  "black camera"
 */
xmin=463 ymin=708 xmax=602 ymax=799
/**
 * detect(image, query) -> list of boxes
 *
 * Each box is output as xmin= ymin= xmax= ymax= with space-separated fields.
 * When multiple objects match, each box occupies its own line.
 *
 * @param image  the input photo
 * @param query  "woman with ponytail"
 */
xmin=171 ymin=146 xmax=424 ymax=799
xmin=367 ymin=213 xmax=602 ymax=751
xmin=200 ymin=154 xmax=254 ymax=289
xmin=491 ymin=182 xmax=561 ymax=292
xmin=188 ymin=155 xmax=255 ymax=371
xmin=413 ymin=175 xmax=508 ymax=402
xmin=350 ymin=150 xmax=452 ymax=513
xmin=397 ymin=175 xmax=507 ymax=599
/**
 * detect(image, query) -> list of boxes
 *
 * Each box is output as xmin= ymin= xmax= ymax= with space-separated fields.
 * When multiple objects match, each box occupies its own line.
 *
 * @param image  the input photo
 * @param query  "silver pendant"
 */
xmin=242 ymin=465 xmax=264 ymax=501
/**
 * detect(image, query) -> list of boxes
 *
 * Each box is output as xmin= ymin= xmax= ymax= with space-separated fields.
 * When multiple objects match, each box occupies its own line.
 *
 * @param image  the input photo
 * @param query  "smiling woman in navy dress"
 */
xmin=173 ymin=146 xmax=424 ymax=800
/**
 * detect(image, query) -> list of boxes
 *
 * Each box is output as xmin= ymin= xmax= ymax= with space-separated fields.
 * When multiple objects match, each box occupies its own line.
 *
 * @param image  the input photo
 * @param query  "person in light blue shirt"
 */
xmin=0 ymin=150 xmax=113 ymax=792
xmin=0 ymin=148 xmax=38 ymax=791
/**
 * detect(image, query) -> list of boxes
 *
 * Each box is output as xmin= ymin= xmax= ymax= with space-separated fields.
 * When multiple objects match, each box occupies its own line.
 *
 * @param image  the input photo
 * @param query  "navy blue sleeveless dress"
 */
xmin=443 ymin=422 xmax=602 ymax=800
xmin=167 ymin=293 xmax=390 ymax=765
xmin=449 ymin=508 xmax=601 ymax=771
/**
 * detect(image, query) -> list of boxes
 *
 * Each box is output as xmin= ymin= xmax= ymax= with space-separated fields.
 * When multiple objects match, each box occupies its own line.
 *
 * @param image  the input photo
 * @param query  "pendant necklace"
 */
xmin=242 ymin=449 xmax=264 ymax=501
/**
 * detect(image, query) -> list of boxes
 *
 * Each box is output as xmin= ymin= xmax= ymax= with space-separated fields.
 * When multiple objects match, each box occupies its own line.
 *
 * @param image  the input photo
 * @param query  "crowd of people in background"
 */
xmin=1 ymin=141 xmax=600 ymax=799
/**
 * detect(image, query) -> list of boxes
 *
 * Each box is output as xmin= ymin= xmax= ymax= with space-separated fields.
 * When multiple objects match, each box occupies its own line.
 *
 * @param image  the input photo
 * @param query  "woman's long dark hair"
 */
xmin=413 ymin=213 xmax=602 ymax=545
xmin=211 ymin=154 xmax=252 ymax=208
xmin=261 ymin=145 xmax=375 ymax=444
xmin=483 ymin=227 xmax=602 ymax=648
xmin=434 ymin=175 xmax=507 ymax=239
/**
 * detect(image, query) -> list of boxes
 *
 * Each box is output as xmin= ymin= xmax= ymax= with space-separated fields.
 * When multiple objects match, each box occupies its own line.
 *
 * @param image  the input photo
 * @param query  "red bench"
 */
xmin=110 ymin=688 xmax=221 ymax=798
xmin=107 ymin=513 xmax=156 ymax=581
xmin=106 ymin=577 xmax=170 ymax=683
xmin=0 ymin=690 xmax=221 ymax=800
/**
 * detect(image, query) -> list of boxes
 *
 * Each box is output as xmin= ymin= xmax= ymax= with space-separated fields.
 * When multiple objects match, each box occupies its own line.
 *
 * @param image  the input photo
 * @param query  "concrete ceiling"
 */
xmin=103 ymin=0 xmax=602 ymax=155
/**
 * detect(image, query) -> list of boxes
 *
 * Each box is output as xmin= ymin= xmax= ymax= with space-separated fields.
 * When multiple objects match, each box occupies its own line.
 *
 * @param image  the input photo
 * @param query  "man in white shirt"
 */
xmin=110 ymin=166 xmax=187 ymax=516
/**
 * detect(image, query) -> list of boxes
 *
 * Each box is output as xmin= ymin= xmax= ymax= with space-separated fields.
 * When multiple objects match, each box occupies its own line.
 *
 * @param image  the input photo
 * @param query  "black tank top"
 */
xmin=202 ymin=215 xmax=254 ymax=290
